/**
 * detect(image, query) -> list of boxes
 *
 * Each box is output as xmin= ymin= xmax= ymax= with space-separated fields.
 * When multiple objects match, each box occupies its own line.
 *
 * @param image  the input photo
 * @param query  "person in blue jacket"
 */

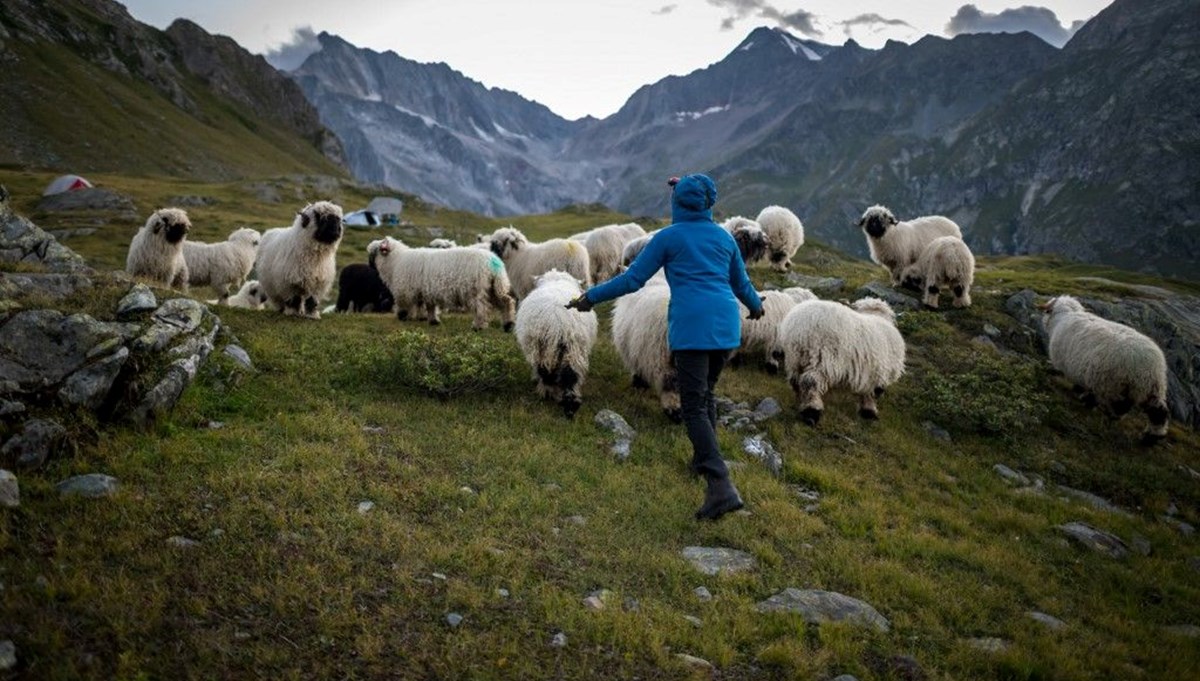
xmin=567 ymin=173 xmax=764 ymax=520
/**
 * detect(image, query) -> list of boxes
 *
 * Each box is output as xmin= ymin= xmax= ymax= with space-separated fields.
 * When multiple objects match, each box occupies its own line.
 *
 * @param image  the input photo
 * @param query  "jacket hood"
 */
xmin=671 ymin=174 xmax=717 ymax=223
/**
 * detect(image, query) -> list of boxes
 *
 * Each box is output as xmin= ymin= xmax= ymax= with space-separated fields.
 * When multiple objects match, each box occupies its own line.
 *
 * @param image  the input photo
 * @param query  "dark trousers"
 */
xmin=672 ymin=349 xmax=731 ymax=480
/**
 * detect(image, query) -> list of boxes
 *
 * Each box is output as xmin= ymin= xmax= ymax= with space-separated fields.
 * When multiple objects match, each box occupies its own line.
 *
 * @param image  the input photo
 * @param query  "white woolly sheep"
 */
xmin=429 ymin=238 xmax=458 ymax=249
xmin=756 ymin=206 xmax=805 ymax=272
xmin=126 ymin=208 xmax=191 ymax=290
xmin=485 ymin=226 xmax=591 ymax=299
xmin=370 ymin=236 xmax=516 ymax=331
xmin=224 ymin=279 xmax=268 ymax=310
xmin=773 ymin=297 xmax=906 ymax=425
xmin=183 ymin=227 xmax=260 ymax=303
xmin=721 ymin=216 xmax=770 ymax=266
xmin=610 ymin=276 xmax=681 ymax=421
xmin=580 ymin=222 xmax=647 ymax=283
xmin=733 ymin=287 xmax=817 ymax=373
xmin=1041 ymin=295 xmax=1170 ymax=442
xmin=900 ymin=236 xmax=975 ymax=308
xmin=515 ymin=269 xmax=599 ymax=418
xmin=256 ymin=201 xmax=344 ymax=319
xmin=859 ymin=205 xmax=962 ymax=287
xmin=621 ymin=231 xmax=659 ymax=268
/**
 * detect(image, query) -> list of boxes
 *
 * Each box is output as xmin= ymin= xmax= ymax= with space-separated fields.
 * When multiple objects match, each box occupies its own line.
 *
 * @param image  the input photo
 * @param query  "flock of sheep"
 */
xmin=123 ymin=199 xmax=1172 ymax=442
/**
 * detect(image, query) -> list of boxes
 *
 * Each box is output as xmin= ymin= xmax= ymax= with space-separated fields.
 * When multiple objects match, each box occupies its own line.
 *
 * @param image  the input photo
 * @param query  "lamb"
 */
xmin=721 ymin=217 xmax=770 ymax=266
xmin=182 ymin=227 xmax=260 ymax=303
xmin=773 ymin=298 xmax=906 ymax=425
xmin=1040 ymin=295 xmax=1169 ymax=442
xmin=255 ymin=201 xmax=344 ymax=318
xmin=733 ymin=287 xmax=817 ymax=373
xmin=859 ymin=205 xmax=962 ymax=287
xmin=580 ymin=222 xmax=647 ymax=283
xmin=900 ymin=236 xmax=975 ymax=308
xmin=485 ymin=226 xmax=591 ymax=299
xmin=370 ymin=236 xmax=516 ymax=331
xmin=334 ymin=263 xmax=394 ymax=313
xmin=429 ymin=238 xmax=458 ymax=249
xmin=224 ymin=280 xmax=268 ymax=309
xmin=515 ymin=269 xmax=599 ymax=418
xmin=610 ymin=277 xmax=681 ymax=421
xmin=755 ymin=206 xmax=805 ymax=271
xmin=126 ymin=208 xmax=191 ymax=290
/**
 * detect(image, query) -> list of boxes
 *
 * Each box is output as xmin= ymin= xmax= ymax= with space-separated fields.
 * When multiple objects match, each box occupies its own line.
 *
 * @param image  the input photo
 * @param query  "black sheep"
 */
xmin=335 ymin=262 xmax=395 ymax=313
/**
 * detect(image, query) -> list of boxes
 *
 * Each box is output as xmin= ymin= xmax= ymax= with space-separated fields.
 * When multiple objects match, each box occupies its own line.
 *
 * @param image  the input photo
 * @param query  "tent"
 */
xmin=366 ymin=197 xmax=403 ymax=225
xmin=42 ymin=174 xmax=93 ymax=196
xmin=344 ymin=210 xmax=381 ymax=228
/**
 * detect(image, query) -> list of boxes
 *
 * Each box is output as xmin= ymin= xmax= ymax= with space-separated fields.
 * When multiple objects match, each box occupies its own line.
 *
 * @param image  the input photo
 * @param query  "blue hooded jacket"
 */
xmin=584 ymin=174 xmax=763 ymax=351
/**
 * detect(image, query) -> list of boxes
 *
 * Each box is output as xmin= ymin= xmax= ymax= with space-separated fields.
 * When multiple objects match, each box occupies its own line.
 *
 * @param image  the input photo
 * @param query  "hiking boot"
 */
xmin=695 ymin=476 xmax=744 ymax=521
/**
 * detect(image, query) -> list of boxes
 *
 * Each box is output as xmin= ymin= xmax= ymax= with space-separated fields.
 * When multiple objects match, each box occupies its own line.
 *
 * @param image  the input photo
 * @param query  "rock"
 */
xmin=623 ymin=597 xmax=640 ymax=612
xmin=675 ymin=653 xmax=712 ymax=669
xmin=205 ymin=421 xmax=225 ymax=430
xmin=566 ymin=515 xmax=586 ymax=526
xmin=855 ymin=281 xmax=923 ymax=311
xmin=785 ymin=273 xmax=845 ymax=295
xmin=357 ymin=501 xmax=375 ymax=514
xmin=0 ymin=400 xmax=26 ymax=418
xmin=0 ymin=310 xmax=133 ymax=392
xmin=754 ymin=588 xmax=890 ymax=632
xmin=131 ymin=355 xmax=202 ymax=427
xmin=459 ymin=486 xmax=476 ymax=495
xmin=0 ymin=200 xmax=92 ymax=273
xmin=921 ymin=421 xmax=951 ymax=442
xmin=1130 ymin=534 xmax=1152 ymax=557
xmin=0 ymin=639 xmax=14 ymax=671
xmin=742 ymin=435 xmax=783 ymax=476
xmin=116 ymin=284 xmax=157 ymax=317
xmin=1027 ymin=611 xmax=1066 ymax=630
xmin=582 ymin=596 xmax=605 ymax=611
xmin=1056 ymin=486 xmax=1132 ymax=517
xmin=594 ymin=409 xmax=635 ymax=460
xmin=983 ymin=323 xmax=1002 ymax=338
xmin=789 ymin=486 xmax=821 ymax=502
xmin=496 ymin=588 xmax=510 ymax=598
xmin=36 ymin=187 xmax=135 ymax=214
xmin=0 ymin=469 xmax=18 ymax=508
xmin=446 ymin=613 xmax=463 ymax=628
xmin=549 ymin=631 xmax=567 ymax=648
xmin=1164 ymin=625 xmax=1200 ymax=638
xmin=56 ymin=473 xmax=119 ymax=498
xmin=0 ymin=272 xmax=93 ymax=300
xmin=3 ymin=418 xmax=69 ymax=469
xmin=753 ymin=397 xmax=782 ymax=421
xmin=58 ymin=347 xmax=129 ymax=409
xmin=224 ymin=344 xmax=252 ymax=369
xmin=166 ymin=536 xmax=200 ymax=549
xmin=1162 ymin=516 xmax=1195 ymax=536
xmin=694 ymin=586 xmax=713 ymax=602
xmin=681 ymin=546 xmax=757 ymax=576
xmin=885 ymin=655 xmax=926 ymax=681
xmin=831 ymin=676 xmax=859 ymax=681
xmin=965 ymin=637 xmax=1011 ymax=653
xmin=1004 ymin=290 xmax=1049 ymax=350
xmin=362 ymin=426 xmax=385 ymax=434
xmin=134 ymin=299 xmax=206 ymax=352
xmin=993 ymin=464 xmax=1030 ymax=486
xmin=1055 ymin=522 xmax=1129 ymax=558
xmin=681 ymin=615 xmax=703 ymax=628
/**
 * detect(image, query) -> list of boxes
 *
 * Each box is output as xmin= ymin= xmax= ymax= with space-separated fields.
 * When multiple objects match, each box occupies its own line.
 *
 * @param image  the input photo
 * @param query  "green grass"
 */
xmin=2 ymin=178 xmax=1198 ymax=679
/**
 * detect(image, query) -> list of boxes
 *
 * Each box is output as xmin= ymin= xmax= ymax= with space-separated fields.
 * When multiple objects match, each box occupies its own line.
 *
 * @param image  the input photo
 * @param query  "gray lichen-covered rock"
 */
xmin=855 ymin=281 xmax=923 ymax=311
xmin=753 ymin=397 xmax=782 ymax=421
xmin=0 ymin=199 xmax=92 ymax=273
xmin=1027 ymin=611 xmax=1066 ymax=630
xmin=2 ymin=418 xmax=69 ymax=469
xmin=0 ymin=469 xmax=18 ymax=508
xmin=754 ymin=588 xmax=891 ymax=632
xmin=594 ymin=409 xmax=635 ymax=460
xmin=0 ymin=272 xmax=93 ymax=301
xmin=224 ymin=344 xmax=252 ymax=368
xmin=0 ymin=310 xmax=136 ymax=392
xmin=1055 ymin=521 xmax=1129 ymax=558
xmin=785 ymin=273 xmax=845 ymax=295
xmin=681 ymin=546 xmax=757 ymax=576
xmin=0 ymin=639 xmax=15 ymax=671
xmin=742 ymin=435 xmax=783 ymax=476
xmin=56 ymin=473 xmax=119 ymax=498
xmin=132 ymin=355 xmax=201 ymax=427
xmin=116 ymin=283 xmax=158 ymax=317
xmin=58 ymin=347 xmax=129 ymax=409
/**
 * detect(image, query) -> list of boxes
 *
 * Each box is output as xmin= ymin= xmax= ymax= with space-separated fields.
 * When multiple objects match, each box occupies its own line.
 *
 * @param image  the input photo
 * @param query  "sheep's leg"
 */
xmin=857 ymin=392 xmax=879 ymax=420
xmin=471 ymin=293 xmax=490 ymax=331
xmin=923 ymin=284 xmax=941 ymax=309
xmin=727 ymin=351 xmax=743 ymax=369
xmin=303 ymin=295 xmax=320 ymax=319
xmin=791 ymin=371 xmax=826 ymax=426
xmin=425 ymin=303 xmax=440 ymax=325
xmin=631 ymin=374 xmax=650 ymax=390
xmin=489 ymin=281 xmax=517 ymax=333
xmin=558 ymin=365 xmax=582 ymax=419
xmin=1141 ymin=398 xmax=1169 ymax=443
xmin=952 ymin=284 xmax=971 ymax=308
xmin=283 ymin=294 xmax=302 ymax=316
xmin=764 ymin=353 xmax=780 ymax=375
xmin=661 ymin=370 xmax=682 ymax=423
xmin=1072 ymin=385 xmax=1099 ymax=408
xmin=336 ymin=287 xmax=352 ymax=313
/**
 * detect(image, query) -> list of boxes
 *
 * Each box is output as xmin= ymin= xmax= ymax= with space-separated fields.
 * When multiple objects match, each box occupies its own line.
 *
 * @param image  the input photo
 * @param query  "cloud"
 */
xmin=652 ymin=4 xmax=678 ymax=15
xmin=945 ymin=4 xmax=1086 ymax=47
xmin=706 ymin=0 xmax=822 ymax=38
xmin=838 ymin=13 xmax=915 ymax=36
xmin=263 ymin=26 xmax=322 ymax=72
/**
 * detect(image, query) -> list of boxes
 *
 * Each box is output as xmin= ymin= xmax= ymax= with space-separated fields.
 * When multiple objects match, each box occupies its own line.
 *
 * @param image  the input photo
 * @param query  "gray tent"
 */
xmin=366 ymin=197 xmax=403 ymax=224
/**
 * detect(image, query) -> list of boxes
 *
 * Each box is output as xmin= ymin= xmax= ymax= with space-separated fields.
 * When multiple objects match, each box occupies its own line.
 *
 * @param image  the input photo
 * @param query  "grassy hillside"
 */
xmin=1 ymin=177 xmax=1198 ymax=679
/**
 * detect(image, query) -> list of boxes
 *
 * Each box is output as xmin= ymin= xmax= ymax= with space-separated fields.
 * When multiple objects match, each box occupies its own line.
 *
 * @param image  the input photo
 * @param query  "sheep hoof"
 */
xmin=858 ymin=408 xmax=879 ymax=421
xmin=664 ymin=408 xmax=683 ymax=424
xmin=503 ymin=321 xmax=515 ymax=333
xmin=800 ymin=408 xmax=822 ymax=426
xmin=561 ymin=398 xmax=582 ymax=419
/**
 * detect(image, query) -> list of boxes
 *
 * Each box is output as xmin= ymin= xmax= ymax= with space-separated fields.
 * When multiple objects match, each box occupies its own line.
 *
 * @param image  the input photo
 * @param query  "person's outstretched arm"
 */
xmin=575 ymin=232 xmax=669 ymax=307
xmin=730 ymin=248 xmax=763 ymax=316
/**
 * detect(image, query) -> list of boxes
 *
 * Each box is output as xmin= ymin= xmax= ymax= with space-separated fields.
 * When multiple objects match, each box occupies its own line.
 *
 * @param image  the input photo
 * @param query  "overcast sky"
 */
xmin=122 ymin=0 xmax=1113 ymax=120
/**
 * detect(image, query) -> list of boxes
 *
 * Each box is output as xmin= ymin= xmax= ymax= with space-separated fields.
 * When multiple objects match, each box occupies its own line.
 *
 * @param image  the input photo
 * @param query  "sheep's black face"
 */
xmin=489 ymin=239 xmax=509 ymax=259
xmin=164 ymin=219 xmax=189 ymax=244
xmin=736 ymin=232 xmax=769 ymax=264
xmin=311 ymin=212 xmax=343 ymax=244
xmin=862 ymin=214 xmax=889 ymax=239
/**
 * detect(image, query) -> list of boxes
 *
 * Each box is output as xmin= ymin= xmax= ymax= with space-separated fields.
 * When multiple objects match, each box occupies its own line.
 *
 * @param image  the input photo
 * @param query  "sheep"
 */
xmin=370 ymin=236 xmax=516 ymax=331
xmin=621 ymin=231 xmax=658 ymax=268
xmin=900 ymin=236 xmax=975 ymax=309
xmin=224 ymin=280 xmax=269 ymax=309
xmin=721 ymin=217 xmax=770 ymax=266
xmin=255 ymin=201 xmax=344 ymax=319
xmin=859 ymin=205 xmax=962 ymax=287
xmin=756 ymin=206 xmax=805 ymax=271
xmin=182 ymin=227 xmax=260 ymax=303
xmin=515 ymin=269 xmax=599 ymax=418
xmin=580 ymin=222 xmax=647 ymax=283
xmin=429 ymin=238 xmax=458 ymax=249
xmin=334 ymin=262 xmax=394 ymax=313
xmin=1040 ymin=295 xmax=1169 ymax=442
xmin=126 ymin=208 xmax=191 ymax=290
xmin=485 ymin=226 xmax=591 ymax=299
xmin=733 ymin=287 xmax=817 ymax=373
xmin=773 ymin=298 xmax=906 ymax=425
xmin=610 ymin=276 xmax=681 ymax=421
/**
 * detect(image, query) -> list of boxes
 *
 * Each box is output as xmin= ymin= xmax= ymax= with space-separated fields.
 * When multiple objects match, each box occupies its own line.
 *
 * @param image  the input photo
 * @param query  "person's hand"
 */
xmin=746 ymin=306 xmax=765 ymax=321
xmin=565 ymin=294 xmax=594 ymax=312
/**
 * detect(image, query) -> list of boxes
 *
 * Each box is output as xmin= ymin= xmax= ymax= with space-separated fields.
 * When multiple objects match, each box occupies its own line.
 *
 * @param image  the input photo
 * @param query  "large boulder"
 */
xmin=0 ymin=192 xmax=92 ymax=273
